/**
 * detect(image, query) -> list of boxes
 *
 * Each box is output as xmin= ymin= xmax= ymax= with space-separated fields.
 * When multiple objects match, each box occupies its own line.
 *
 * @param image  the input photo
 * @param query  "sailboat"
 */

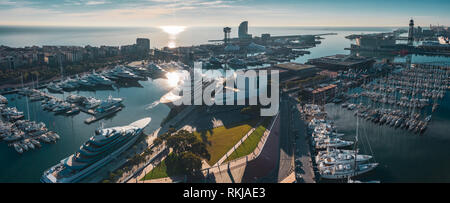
xmin=318 ymin=116 xmax=378 ymax=180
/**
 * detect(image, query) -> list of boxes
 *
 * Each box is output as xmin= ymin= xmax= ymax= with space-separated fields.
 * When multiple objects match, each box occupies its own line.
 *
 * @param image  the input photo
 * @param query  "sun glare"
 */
xmin=166 ymin=71 xmax=180 ymax=87
xmin=160 ymin=26 xmax=186 ymax=35
xmin=168 ymin=41 xmax=176 ymax=48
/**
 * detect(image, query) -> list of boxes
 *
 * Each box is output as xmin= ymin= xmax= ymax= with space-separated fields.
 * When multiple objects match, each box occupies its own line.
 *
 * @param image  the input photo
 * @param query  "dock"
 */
xmin=79 ymin=106 xmax=96 ymax=115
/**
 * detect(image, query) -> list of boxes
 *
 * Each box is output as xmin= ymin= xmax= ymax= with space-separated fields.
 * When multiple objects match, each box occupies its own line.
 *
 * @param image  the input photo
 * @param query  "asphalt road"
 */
xmin=294 ymin=103 xmax=316 ymax=183
xmin=277 ymin=95 xmax=296 ymax=182
xmin=240 ymin=113 xmax=281 ymax=183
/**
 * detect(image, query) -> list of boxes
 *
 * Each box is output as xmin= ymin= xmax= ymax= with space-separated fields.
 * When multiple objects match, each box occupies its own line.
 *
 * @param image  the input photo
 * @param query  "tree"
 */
xmin=161 ymin=130 xmax=211 ymax=176
xmin=166 ymin=130 xmax=197 ymax=154
xmin=180 ymin=152 xmax=203 ymax=175
xmin=190 ymin=141 xmax=210 ymax=160
xmin=153 ymin=137 xmax=163 ymax=147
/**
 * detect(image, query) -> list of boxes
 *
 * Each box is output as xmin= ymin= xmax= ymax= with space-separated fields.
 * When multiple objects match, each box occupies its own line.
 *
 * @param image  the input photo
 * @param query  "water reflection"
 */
xmin=165 ymin=71 xmax=181 ymax=87
xmin=160 ymin=26 xmax=186 ymax=48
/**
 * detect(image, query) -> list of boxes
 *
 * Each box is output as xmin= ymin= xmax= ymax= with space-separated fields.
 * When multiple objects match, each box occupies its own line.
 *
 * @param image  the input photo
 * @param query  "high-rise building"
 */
xmin=136 ymin=38 xmax=150 ymax=54
xmin=238 ymin=21 xmax=252 ymax=39
xmin=408 ymin=19 xmax=414 ymax=43
xmin=417 ymin=26 xmax=423 ymax=37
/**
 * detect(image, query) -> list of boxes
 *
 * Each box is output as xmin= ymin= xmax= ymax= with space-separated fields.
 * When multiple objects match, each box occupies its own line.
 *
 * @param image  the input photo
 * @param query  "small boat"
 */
xmin=316 ymin=153 xmax=373 ymax=165
xmin=3 ymin=133 xmax=22 ymax=142
xmin=13 ymin=143 xmax=23 ymax=154
xmin=52 ymin=132 xmax=60 ymax=140
xmin=348 ymin=179 xmax=380 ymax=183
xmin=66 ymin=94 xmax=85 ymax=104
xmin=319 ymin=163 xmax=379 ymax=180
xmin=20 ymin=142 xmax=29 ymax=151
xmin=0 ymin=94 xmax=7 ymax=104
xmin=66 ymin=107 xmax=80 ymax=115
xmin=314 ymin=138 xmax=354 ymax=150
xmin=47 ymin=82 xmax=63 ymax=93
xmin=24 ymin=140 xmax=35 ymax=150
xmin=30 ymin=139 xmax=42 ymax=148
xmin=46 ymin=131 xmax=59 ymax=141
xmin=425 ymin=115 xmax=432 ymax=122
xmin=83 ymin=97 xmax=101 ymax=109
xmin=39 ymin=134 xmax=52 ymax=143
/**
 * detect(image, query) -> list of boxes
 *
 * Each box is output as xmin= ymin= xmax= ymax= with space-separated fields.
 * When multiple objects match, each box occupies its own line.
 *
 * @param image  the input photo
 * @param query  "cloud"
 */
xmin=85 ymin=1 xmax=108 ymax=6
xmin=0 ymin=0 xmax=448 ymax=27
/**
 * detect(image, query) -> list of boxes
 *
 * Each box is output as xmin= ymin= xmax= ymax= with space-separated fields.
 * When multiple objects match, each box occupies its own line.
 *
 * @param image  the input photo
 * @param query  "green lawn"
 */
xmin=224 ymin=121 xmax=268 ymax=162
xmin=141 ymin=119 xmax=261 ymax=180
xmin=140 ymin=154 xmax=185 ymax=181
xmin=194 ymin=120 xmax=257 ymax=166
xmin=141 ymin=159 xmax=169 ymax=180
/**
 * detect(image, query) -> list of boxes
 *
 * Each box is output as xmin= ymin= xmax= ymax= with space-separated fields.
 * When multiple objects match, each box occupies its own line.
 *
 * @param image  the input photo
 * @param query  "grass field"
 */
xmin=140 ymin=154 xmax=185 ymax=181
xmin=194 ymin=119 xmax=258 ymax=166
xmin=224 ymin=118 xmax=271 ymax=162
xmin=141 ymin=159 xmax=169 ymax=180
xmin=141 ymin=119 xmax=259 ymax=180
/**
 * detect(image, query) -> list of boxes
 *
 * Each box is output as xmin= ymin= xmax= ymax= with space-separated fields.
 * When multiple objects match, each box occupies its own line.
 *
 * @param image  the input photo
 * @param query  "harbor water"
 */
xmin=1 ymin=26 xmax=450 ymax=182
xmin=0 ymin=79 xmax=171 ymax=182
xmin=325 ymin=90 xmax=450 ymax=182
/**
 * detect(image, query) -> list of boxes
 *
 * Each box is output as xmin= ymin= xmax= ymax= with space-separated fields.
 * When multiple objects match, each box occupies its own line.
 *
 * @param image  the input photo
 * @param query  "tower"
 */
xmin=223 ymin=27 xmax=231 ymax=45
xmin=408 ymin=18 xmax=414 ymax=44
xmin=238 ymin=21 xmax=252 ymax=45
xmin=238 ymin=21 xmax=250 ymax=39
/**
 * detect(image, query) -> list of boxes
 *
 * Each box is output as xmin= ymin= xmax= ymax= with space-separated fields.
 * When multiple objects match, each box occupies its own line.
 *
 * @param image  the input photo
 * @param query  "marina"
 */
xmin=0 ymin=74 xmax=171 ymax=182
xmin=303 ymin=104 xmax=379 ymax=182
xmin=1 ymin=25 xmax=450 ymax=183
xmin=341 ymin=64 xmax=449 ymax=134
xmin=1 ymin=108 xmax=60 ymax=154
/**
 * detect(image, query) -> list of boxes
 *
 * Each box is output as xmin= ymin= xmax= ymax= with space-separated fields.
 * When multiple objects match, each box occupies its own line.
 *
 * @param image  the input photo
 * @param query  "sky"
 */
xmin=0 ymin=0 xmax=449 ymax=27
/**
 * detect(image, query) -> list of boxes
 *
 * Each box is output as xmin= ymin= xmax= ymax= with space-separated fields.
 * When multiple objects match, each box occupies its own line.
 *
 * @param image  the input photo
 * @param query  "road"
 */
xmin=294 ymin=103 xmax=316 ymax=183
xmin=240 ymin=113 xmax=281 ymax=183
xmin=277 ymin=95 xmax=296 ymax=182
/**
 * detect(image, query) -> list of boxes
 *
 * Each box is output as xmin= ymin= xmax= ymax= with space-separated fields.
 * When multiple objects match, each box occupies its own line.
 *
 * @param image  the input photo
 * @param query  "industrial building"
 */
xmin=273 ymin=62 xmax=320 ymax=81
xmin=302 ymin=84 xmax=337 ymax=104
xmin=355 ymin=34 xmax=396 ymax=49
xmin=306 ymin=54 xmax=375 ymax=71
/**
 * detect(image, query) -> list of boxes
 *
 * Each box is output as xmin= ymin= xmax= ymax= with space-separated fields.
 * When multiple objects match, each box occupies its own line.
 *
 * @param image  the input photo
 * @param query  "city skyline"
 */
xmin=0 ymin=0 xmax=449 ymax=27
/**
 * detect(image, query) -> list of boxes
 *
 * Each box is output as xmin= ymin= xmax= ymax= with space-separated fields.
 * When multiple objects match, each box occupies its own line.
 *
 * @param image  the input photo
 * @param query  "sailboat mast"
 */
xmin=353 ymin=115 xmax=359 ymax=177
xmin=23 ymin=75 xmax=30 ymax=120
xmin=59 ymin=53 xmax=64 ymax=81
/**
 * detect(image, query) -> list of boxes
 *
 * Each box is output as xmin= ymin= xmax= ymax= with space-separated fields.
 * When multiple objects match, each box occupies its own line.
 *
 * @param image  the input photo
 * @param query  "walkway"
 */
xmin=294 ymin=103 xmax=315 ymax=183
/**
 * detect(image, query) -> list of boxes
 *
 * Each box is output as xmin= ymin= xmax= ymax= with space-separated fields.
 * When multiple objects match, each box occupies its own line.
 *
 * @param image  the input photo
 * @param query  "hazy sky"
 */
xmin=0 ymin=0 xmax=449 ymax=27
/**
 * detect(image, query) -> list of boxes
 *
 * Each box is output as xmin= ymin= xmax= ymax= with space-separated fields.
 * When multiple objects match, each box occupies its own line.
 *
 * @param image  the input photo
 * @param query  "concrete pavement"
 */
xmin=294 ymin=104 xmax=316 ymax=183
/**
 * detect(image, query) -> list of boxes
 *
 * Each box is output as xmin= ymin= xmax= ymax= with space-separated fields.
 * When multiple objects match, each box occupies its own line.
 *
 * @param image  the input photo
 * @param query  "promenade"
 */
xmin=294 ymin=103 xmax=316 ymax=183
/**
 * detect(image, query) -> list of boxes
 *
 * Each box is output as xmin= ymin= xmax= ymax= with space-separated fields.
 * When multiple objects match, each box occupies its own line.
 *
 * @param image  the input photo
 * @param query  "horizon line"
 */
xmin=0 ymin=24 xmax=424 ymax=28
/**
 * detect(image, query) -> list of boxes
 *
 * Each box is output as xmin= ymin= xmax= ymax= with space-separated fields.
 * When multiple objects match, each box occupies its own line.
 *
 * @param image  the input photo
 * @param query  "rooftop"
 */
xmin=307 ymin=54 xmax=374 ymax=66
xmin=311 ymin=84 xmax=337 ymax=94
xmin=274 ymin=62 xmax=316 ymax=71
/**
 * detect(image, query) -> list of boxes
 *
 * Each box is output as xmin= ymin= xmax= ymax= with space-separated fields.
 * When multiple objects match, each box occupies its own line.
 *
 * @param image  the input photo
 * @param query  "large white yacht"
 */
xmin=319 ymin=162 xmax=379 ymax=180
xmin=107 ymin=65 xmax=140 ymax=80
xmin=87 ymin=70 xmax=115 ymax=86
xmin=41 ymin=117 xmax=151 ymax=183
